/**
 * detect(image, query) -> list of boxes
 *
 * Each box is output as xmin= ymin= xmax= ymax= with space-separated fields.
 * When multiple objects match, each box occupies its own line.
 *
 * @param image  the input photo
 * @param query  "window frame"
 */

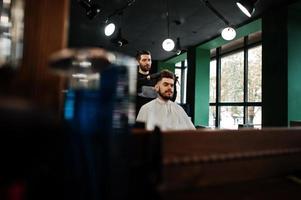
xmin=175 ymin=59 xmax=187 ymax=104
xmin=210 ymin=35 xmax=262 ymax=128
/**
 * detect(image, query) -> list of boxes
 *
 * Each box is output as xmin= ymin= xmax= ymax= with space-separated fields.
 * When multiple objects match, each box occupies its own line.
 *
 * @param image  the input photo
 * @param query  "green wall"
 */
xmin=157 ymin=52 xmax=188 ymax=72
xmin=200 ymin=19 xmax=261 ymax=50
xmin=288 ymin=2 xmax=301 ymax=122
xmin=194 ymin=48 xmax=210 ymax=126
xmin=157 ymin=61 xmax=175 ymax=72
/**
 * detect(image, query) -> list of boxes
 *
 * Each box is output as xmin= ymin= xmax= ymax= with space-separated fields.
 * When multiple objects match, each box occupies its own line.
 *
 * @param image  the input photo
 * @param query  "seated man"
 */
xmin=136 ymin=70 xmax=195 ymax=131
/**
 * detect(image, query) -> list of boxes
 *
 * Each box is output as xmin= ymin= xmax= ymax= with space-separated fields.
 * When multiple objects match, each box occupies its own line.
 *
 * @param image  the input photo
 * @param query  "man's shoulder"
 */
xmin=171 ymin=101 xmax=186 ymax=111
xmin=140 ymin=98 xmax=157 ymax=109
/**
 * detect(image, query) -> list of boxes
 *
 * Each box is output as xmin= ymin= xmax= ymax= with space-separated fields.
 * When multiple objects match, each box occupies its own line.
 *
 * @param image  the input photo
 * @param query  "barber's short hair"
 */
xmin=136 ymin=50 xmax=151 ymax=61
xmin=156 ymin=69 xmax=175 ymax=83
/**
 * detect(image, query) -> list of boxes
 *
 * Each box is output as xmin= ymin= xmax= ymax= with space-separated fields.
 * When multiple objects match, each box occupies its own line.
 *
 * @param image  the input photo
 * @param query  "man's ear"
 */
xmin=155 ymin=83 xmax=159 ymax=92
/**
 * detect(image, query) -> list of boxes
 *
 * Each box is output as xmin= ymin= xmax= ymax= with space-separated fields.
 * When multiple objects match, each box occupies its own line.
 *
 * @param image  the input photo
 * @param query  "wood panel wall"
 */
xmin=15 ymin=0 xmax=69 ymax=119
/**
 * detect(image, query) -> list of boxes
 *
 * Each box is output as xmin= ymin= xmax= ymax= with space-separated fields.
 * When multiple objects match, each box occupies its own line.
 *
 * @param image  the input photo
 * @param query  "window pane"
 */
xmin=219 ymin=106 xmax=243 ymax=129
xmin=175 ymin=68 xmax=181 ymax=103
xmin=221 ymin=51 xmax=244 ymax=102
xmin=182 ymin=65 xmax=187 ymax=104
xmin=247 ymin=106 xmax=261 ymax=128
xmin=248 ymin=45 xmax=262 ymax=102
xmin=210 ymin=59 xmax=216 ymax=103
xmin=174 ymin=60 xmax=187 ymax=104
xmin=209 ymin=106 xmax=216 ymax=128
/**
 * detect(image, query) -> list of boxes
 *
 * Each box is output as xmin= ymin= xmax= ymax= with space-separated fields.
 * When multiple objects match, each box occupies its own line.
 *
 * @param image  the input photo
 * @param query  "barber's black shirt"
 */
xmin=136 ymin=72 xmax=157 ymax=115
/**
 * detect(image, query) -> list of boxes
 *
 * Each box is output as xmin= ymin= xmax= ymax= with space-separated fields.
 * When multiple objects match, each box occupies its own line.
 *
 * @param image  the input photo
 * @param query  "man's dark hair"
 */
xmin=136 ymin=50 xmax=151 ymax=61
xmin=156 ymin=69 xmax=175 ymax=83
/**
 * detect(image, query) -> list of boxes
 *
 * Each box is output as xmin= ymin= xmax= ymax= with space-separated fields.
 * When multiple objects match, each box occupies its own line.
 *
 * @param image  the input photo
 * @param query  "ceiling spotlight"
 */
xmin=221 ymin=27 xmax=236 ymax=41
xmin=162 ymin=38 xmax=175 ymax=52
xmin=110 ymin=28 xmax=128 ymax=47
xmin=236 ymin=0 xmax=257 ymax=17
xmin=176 ymin=49 xmax=182 ymax=55
xmin=104 ymin=22 xmax=116 ymax=36
xmin=78 ymin=0 xmax=101 ymax=20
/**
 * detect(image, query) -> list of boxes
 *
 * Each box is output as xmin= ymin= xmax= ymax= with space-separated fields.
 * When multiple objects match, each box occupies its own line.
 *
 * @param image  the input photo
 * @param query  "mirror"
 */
xmin=0 ymin=0 xmax=24 ymax=69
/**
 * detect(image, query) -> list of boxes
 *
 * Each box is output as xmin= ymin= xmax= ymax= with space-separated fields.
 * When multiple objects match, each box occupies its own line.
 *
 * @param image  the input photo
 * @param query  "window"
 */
xmin=174 ymin=59 xmax=187 ymax=104
xmin=209 ymin=32 xmax=262 ymax=129
xmin=221 ymin=51 xmax=244 ymax=102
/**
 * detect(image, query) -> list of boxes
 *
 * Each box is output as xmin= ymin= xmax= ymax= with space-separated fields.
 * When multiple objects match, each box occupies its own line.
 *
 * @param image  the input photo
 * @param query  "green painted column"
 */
xmin=288 ymin=2 xmax=301 ymax=122
xmin=262 ymin=1 xmax=301 ymax=126
xmin=186 ymin=47 xmax=210 ymax=126
xmin=194 ymin=48 xmax=210 ymax=126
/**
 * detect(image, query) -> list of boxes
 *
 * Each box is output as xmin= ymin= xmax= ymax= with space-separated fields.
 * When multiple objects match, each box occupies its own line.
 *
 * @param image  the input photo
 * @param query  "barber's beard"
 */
xmin=158 ymin=88 xmax=173 ymax=101
xmin=140 ymin=64 xmax=150 ymax=72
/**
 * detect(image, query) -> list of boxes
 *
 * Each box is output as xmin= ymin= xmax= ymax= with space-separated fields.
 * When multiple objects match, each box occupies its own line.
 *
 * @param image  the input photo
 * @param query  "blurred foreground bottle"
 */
xmin=49 ymin=48 xmax=137 ymax=200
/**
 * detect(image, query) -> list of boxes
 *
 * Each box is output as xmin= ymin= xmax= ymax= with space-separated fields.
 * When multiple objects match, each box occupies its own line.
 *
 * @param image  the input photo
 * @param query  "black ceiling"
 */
xmin=68 ymin=0 xmax=293 ymax=60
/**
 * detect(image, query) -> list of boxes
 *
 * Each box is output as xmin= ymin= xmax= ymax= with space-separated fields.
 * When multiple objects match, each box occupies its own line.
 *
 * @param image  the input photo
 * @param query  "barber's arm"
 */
xmin=147 ymin=72 xmax=161 ymax=80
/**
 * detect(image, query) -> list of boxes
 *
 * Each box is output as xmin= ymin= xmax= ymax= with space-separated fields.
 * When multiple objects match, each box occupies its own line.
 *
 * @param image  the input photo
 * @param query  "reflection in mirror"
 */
xmin=0 ymin=0 xmax=24 ymax=69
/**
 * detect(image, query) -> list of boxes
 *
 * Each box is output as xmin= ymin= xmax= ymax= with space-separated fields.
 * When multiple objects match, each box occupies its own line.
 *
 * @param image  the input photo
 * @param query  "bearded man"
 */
xmin=136 ymin=70 xmax=195 ymax=131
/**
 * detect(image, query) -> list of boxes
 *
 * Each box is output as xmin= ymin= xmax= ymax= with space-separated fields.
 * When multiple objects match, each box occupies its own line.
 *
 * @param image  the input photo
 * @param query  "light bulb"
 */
xmin=104 ymin=23 xmax=116 ymax=36
xmin=221 ymin=27 xmax=236 ymax=41
xmin=162 ymin=38 xmax=175 ymax=52
xmin=236 ymin=2 xmax=252 ymax=17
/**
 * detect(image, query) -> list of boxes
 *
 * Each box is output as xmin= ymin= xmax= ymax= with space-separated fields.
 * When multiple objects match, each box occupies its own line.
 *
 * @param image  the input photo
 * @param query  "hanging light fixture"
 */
xmin=162 ymin=39 xmax=175 ymax=52
xmin=162 ymin=0 xmax=175 ymax=52
xmin=173 ymin=37 xmax=185 ymax=55
xmin=202 ymin=0 xmax=236 ymax=41
xmin=236 ymin=0 xmax=257 ymax=18
xmin=78 ymin=0 xmax=101 ymax=20
xmin=221 ymin=27 xmax=236 ymax=41
xmin=104 ymin=21 xmax=116 ymax=37
xmin=110 ymin=28 xmax=128 ymax=47
xmin=103 ymin=0 xmax=135 ymax=37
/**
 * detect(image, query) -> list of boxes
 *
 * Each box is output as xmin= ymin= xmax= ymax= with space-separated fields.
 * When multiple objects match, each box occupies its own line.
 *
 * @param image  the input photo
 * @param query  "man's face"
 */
xmin=156 ymin=77 xmax=174 ymax=100
xmin=138 ymin=54 xmax=152 ymax=72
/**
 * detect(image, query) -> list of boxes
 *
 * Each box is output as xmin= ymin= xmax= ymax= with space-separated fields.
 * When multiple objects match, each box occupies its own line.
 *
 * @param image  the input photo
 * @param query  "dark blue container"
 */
xmin=50 ymin=49 xmax=137 ymax=200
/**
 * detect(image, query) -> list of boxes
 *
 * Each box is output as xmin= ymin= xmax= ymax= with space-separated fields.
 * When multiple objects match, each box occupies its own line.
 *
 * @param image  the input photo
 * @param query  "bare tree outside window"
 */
xmin=247 ymin=46 xmax=262 ymax=126
xmin=210 ymin=59 xmax=216 ymax=103
xmin=221 ymin=51 xmax=244 ymax=103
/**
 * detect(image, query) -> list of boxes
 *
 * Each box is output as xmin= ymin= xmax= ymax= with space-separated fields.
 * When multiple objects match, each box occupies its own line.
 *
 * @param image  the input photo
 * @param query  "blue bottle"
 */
xmin=50 ymin=48 xmax=137 ymax=200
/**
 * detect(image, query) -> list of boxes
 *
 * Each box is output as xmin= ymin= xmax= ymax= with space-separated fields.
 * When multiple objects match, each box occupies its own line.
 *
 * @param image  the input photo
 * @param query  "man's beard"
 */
xmin=140 ymin=64 xmax=150 ymax=72
xmin=158 ymin=88 xmax=173 ymax=101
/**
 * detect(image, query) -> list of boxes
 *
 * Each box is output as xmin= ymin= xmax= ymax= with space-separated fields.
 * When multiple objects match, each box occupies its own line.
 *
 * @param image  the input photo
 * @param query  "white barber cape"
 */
xmin=136 ymin=98 xmax=196 ymax=131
